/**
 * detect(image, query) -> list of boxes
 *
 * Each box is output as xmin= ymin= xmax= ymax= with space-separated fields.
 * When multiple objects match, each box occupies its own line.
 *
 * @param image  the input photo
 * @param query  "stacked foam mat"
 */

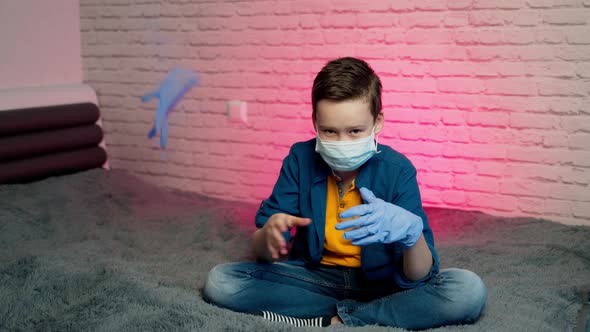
xmin=0 ymin=103 xmax=107 ymax=184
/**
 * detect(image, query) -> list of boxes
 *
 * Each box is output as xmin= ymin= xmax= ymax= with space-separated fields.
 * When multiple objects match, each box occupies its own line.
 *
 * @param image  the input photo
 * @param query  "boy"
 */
xmin=203 ymin=57 xmax=487 ymax=329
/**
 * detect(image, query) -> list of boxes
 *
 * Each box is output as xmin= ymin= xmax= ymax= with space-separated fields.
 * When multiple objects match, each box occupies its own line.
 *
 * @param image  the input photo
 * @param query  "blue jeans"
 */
xmin=202 ymin=262 xmax=487 ymax=329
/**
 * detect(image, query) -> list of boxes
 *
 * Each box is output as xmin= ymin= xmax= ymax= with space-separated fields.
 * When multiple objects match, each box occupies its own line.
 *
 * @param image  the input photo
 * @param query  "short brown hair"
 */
xmin=311 ymin=57 xmax=382 ymax=122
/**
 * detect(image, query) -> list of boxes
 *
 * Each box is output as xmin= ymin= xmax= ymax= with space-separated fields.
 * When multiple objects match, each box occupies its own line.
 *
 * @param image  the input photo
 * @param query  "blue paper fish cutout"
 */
xmin=141 ymin=68 xmax=199 ymax=149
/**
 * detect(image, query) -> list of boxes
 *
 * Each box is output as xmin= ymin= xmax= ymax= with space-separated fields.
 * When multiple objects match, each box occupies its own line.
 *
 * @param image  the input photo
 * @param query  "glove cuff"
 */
xmin=400 ymin=218 xmax=424 ymax=249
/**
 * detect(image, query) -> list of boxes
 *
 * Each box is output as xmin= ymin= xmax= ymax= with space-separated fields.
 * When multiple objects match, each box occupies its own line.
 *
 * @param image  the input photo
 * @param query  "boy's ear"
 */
xmin=374 ymin=112 xmax=384 ymax=135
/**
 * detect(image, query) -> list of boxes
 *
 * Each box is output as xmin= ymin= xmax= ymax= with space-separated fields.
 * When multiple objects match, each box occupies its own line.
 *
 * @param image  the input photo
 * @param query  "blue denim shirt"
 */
xmin=255 ymin=139 xmax=439 ymax=288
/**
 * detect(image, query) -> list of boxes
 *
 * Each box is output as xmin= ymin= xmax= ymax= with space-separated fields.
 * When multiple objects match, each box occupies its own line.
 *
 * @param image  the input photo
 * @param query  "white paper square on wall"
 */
xmin=226 ymin=100 xmax=248 ymax=125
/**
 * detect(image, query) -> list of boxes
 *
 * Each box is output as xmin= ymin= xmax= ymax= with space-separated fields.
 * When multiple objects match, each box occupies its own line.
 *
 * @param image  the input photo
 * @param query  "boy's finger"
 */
xmin=279 ymin=246 xmax=288 ymax=255
xmin=359 ymin=187 xmax=378 ymax=204
xmin=287 ymin=216 xmax=312 ymax=227
xmin=267 ymin=242 xmax=278 ymax=259
xmin=335 ymin=216 xmax=369 ymax=230
xmin=272 ymin=229 xmax=286 ymax=250
xmin=343 ymin=226 xmax=371 ymax=240
xmin=276 ymin=239 xmax=288 ymax=256
xmin=266 ymin=227 xmax=286 ymax=258
xmin=339 ymin=204 xmax=372 ymax=219
xmin=277 ymin=219 xmax=289 ymax=232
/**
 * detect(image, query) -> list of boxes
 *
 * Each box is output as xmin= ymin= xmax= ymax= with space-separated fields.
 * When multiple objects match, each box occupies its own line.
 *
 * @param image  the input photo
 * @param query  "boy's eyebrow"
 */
xmin=317 ymin=125 xmax=368 ymax=130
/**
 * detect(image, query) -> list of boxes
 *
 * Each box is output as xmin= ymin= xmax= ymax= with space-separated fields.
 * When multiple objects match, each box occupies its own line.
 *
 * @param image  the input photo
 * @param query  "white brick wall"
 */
xmin=81 ymin=0 xmax=590 ymax=226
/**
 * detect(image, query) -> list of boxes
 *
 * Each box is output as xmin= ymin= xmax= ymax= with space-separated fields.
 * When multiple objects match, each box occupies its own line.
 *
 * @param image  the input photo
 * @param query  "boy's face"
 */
xmin=314 ymin=99 xmax=383 ymax=141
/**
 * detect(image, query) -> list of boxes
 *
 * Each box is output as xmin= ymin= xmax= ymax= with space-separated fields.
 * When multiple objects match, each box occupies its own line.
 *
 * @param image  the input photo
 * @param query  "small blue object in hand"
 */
xmin=141 ymin=68 xmax=199 ymax=149
xmin=336 ymin=187 xmax=423 ymax=248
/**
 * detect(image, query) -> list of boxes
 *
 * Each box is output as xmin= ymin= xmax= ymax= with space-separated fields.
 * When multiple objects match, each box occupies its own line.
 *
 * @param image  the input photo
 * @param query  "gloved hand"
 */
xmin=141 ymin=68 xmax=199 ymax=149
xmin=335 ymin=187 xmax=423 ymax=248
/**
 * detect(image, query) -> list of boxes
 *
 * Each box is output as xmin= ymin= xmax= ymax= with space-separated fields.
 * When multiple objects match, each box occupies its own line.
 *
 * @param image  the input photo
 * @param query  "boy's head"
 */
xmin=312 ymin=57 xmax=382 ymax=124
xmin=312 ymin=58 xmax=384 ymax=172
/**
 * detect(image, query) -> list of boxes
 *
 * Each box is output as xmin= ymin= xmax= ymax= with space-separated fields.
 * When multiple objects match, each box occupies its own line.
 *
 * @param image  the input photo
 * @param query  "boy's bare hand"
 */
xmin=263 ymin=213 xmax=311 ymax=260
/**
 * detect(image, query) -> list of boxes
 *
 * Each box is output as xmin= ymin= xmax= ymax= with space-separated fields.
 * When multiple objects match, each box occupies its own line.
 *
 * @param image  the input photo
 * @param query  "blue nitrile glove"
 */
xmin=141 ymin=68 xmax=199 ymax=149
xmin=335 ymin=187 xmax=423 ymax=248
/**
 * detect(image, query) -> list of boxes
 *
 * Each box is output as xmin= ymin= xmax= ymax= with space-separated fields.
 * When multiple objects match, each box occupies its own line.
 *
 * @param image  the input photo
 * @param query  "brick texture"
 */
xmin=81 ymin=0 xmax=590 ymax=226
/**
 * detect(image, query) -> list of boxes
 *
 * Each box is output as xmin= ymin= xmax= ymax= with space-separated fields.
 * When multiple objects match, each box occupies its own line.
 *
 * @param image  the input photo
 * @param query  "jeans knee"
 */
xmin=441 ymin=268 xmax=487 ymax=323
xmin=202 ymin=263 xmax=239 ymax=307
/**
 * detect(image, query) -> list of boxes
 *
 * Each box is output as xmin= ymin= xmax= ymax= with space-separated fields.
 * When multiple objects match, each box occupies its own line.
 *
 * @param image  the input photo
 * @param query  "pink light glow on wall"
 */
xmin=80 ymin=0 xmax=590 ymax=226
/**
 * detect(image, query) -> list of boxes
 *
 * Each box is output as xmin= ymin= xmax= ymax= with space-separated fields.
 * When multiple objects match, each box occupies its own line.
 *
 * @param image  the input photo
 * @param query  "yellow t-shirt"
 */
xmin=320 ymin=175 xmax=362 ymax=267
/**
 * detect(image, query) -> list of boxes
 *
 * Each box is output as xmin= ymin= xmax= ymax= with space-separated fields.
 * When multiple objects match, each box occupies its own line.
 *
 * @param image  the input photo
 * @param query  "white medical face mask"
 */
xmin=315 ymin=128 xmax=379 ymax=172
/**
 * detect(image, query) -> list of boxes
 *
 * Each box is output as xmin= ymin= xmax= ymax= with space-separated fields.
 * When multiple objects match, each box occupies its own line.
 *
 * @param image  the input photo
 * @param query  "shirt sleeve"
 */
xmin=254 ymin=147 xmax=301 ymax=242
xmin=390 ymin=164 xmax=440 ymax=288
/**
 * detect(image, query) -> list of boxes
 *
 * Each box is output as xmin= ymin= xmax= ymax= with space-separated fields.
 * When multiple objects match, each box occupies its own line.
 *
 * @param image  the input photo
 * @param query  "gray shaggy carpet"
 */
xmin=0 ymin=169 xmax=588 ymax=331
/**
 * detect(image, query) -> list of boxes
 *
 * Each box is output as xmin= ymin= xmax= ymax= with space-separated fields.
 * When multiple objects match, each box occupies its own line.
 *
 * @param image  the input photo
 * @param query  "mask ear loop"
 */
xmin=372 ymin=126 xmax=382 ymax=154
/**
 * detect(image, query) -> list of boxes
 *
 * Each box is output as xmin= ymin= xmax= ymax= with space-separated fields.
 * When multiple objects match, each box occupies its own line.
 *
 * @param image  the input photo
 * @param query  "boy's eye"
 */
xmin=350 ymin=129 xmax=362 ymax=135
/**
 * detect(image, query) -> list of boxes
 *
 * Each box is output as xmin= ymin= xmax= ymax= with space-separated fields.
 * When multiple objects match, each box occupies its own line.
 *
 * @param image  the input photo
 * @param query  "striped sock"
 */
xmin=259 ymin=311 xmax=331 ymax=327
